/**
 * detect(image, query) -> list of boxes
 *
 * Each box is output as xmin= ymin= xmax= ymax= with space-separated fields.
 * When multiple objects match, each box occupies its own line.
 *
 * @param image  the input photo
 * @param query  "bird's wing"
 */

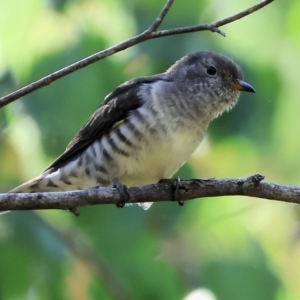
xmin=45 ymin=75 xmax=167 ymax=171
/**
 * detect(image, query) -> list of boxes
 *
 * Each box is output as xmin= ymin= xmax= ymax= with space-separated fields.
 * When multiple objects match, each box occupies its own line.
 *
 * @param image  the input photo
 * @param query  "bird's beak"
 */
xmin=232 ymin=79 xmax=255 ymax=93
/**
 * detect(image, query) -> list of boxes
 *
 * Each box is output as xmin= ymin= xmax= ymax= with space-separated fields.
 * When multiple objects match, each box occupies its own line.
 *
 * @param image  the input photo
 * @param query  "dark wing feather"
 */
xmin=45 ymin=75 xmax=167 ymax=171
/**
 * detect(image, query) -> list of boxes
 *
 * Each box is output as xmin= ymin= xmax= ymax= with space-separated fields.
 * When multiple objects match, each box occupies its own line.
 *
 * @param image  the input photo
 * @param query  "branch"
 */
xmin=1 ymin=175 xmax=299 ymax=214
xmin=0 ymin=0 xmax=274 ymax=108
xmin=151 ymin=0 xmax=274 ymax=38
xmin=148 ymin=0 xmax=174 ymax=32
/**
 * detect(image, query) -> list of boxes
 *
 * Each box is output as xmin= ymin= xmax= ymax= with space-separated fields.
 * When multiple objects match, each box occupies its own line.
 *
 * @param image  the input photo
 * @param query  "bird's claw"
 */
xmin=159 ymin=177 xmax=184 ymax=206
xmin=113 ymin=179 xmax=129 ymax=208
xmin=173 ymin=177 xmax=184 ymax=206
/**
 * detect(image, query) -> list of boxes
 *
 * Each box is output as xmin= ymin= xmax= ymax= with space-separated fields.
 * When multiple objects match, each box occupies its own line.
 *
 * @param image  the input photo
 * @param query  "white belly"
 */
xmin=119 ymin=128 xmax=203 ymax=187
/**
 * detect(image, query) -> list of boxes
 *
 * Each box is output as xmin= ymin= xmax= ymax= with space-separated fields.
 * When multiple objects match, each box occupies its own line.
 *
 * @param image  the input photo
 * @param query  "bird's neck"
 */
xmin=143 ymin=80 xmax=238 ymax=133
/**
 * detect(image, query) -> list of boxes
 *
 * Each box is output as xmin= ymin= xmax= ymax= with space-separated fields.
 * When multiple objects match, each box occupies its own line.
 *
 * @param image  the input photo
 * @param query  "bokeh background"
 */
xmin=0 ymin=0 xmax=299 ymax=299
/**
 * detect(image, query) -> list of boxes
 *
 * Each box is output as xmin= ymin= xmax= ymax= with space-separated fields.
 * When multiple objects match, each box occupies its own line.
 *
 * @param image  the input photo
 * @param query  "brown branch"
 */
xmin=0 ymin=0 xmax=274 ymax=108
xmin=148 ymin=0 xmax=174 ymax=32
xmin=1 ymin=174 xmax=299 ymax=214
xmin=150 ymin=0 xmax=274 ymax=38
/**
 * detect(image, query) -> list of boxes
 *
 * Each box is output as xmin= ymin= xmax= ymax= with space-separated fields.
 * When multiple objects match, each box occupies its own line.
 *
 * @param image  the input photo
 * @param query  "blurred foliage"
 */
xmin=0 ymin=0 xmax=299 ymax=299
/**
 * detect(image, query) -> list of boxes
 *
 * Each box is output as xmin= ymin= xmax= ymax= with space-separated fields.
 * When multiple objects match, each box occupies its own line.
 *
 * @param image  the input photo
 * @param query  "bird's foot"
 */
xmin=113 ymin=178 xmax=129 ymax=208
xmin=159 ymin=177 xmax=184 ymax=206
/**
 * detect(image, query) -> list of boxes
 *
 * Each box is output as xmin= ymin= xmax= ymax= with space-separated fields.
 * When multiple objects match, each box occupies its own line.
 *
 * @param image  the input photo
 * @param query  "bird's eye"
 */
xmin=206 ymin=66 xmax=217 ymax=76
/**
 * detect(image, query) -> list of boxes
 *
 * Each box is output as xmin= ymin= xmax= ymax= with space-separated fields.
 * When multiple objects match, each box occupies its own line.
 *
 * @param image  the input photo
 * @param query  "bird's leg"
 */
xmin=173 ymin=177 xmax=184 ymax=206
xmin=174 ymin=177 xmax=184 ymax=206
xmin=113 ymin=178 xmax=129 ymax=208
xmin=159 ymin=177 xmax=184 ymax=206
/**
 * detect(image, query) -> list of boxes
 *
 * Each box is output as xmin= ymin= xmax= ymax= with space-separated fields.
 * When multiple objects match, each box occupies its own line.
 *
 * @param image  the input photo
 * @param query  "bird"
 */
xmin=7 ymin=51 xmax=255 ymax=210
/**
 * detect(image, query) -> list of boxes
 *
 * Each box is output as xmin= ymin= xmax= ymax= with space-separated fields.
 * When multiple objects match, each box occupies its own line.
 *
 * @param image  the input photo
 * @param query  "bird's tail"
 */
xmin=3 ymin=172 xmax=153 ymax=212
xmin=0 ymin=176 xmax=44 ymax=215
xmin=1 ymin=173 xmax=60 ymax=215
xmin=8 ymin=168 xmax=71 ymax=193
xmin=8 ymin=175 xmax=47 ymax=193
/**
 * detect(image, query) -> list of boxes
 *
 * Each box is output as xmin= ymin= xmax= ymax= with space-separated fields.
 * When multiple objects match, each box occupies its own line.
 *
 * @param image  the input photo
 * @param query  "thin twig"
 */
xmin=0 ymin=175 xmax=299 ymax=213
xmin=150 ymin=0 xmax=274 ymax=38
xmin=147 ymin=0 xmax=174 ymax=32
xmin=0 ymin=0 xmax=274 ymax=108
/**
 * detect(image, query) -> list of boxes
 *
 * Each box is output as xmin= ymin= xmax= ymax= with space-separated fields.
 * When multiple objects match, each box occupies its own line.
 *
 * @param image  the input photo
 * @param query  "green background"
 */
xmin=0 ymin=0 xmax=299 ymax=299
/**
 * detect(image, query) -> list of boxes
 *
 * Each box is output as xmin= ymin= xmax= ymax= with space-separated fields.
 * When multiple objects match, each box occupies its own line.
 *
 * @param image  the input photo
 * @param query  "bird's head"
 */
xmin=167 ymin=51 xmax=255 ymax=117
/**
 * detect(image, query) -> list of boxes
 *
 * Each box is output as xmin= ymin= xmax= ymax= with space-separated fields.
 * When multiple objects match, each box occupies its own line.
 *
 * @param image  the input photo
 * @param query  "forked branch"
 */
xmin=0 ymin=0 xmax=274 ymax=108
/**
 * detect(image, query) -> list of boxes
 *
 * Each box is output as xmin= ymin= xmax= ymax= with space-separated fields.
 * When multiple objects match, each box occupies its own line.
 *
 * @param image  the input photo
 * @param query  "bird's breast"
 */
xmin=115 ymin=107 xmax=205 ymax=187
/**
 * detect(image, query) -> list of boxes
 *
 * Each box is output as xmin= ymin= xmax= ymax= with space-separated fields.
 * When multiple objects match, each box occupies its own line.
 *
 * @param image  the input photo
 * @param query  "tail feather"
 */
xmin=8 ymin=169 xmax=81 ymax=194
xmin=0 ymin=176 xmax=42 ymax=215
xmin=1 ymin=169 xmax=77 ymax=214
xmin=8 ymin=175 xmax=46 ymax=193
xmin=0 ymin=175 xmax=49 ymax=215
xmin=1 ymin=172 xmax=75 ymax=214
xmin=4 ymin=168 xmax=154 ymax=212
